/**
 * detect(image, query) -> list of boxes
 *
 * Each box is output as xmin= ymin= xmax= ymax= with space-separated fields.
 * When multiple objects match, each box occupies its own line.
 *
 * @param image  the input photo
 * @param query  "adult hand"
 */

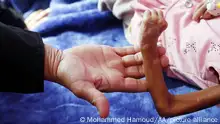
xmin=44 ymin=44 xmax=169 ymax=118
xmin=25 ymin=8 xmax=50 ymax=30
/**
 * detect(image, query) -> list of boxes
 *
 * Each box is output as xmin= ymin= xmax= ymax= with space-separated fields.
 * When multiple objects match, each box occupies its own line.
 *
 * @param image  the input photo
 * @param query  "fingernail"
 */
xmin=143 ymin=11 xmax=149 ymax=20
xmin=143 ymin=13 xmax=147 ymax=20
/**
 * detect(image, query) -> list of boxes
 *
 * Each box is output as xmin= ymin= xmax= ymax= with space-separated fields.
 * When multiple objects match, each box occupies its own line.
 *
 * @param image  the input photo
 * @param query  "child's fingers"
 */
xmin=192 ymin=3 xmax=207 ymax=22
xmin=192 ymin=2 xmax=206 ymax=20
xmin=193 ymin=1 xmax=204 ymax=15
xmin=195 ymin=1 xmax=204 ymax=9
xmin=139 ymin=10 xmax=151 ymax=44
xmin=151 ymin=9 xmax=158 ymax=21
xmin=157 ymin=10 xmax=168 ymax=31
xmin=202 ymin=11 xmax=214 ymax=20
xmin=143 ymin=10 xmax=151 ymax=22
xmin=158 ymin=10 xmax=164 ymax=19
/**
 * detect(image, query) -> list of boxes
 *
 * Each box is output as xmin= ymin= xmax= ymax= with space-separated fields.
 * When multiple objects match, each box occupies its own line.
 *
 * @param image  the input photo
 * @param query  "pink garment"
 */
xmin=98 ymin=0 xmax=220 ymax=89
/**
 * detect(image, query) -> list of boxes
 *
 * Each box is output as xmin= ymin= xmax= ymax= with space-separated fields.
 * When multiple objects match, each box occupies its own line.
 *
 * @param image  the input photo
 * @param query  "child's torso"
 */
xmin=161 ymin=0 xmax=220 ymax=88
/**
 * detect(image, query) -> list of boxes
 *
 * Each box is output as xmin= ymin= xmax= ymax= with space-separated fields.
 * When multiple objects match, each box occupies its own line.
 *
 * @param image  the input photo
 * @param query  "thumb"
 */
xmin=70 ymin=81 xmax=110 ymax=118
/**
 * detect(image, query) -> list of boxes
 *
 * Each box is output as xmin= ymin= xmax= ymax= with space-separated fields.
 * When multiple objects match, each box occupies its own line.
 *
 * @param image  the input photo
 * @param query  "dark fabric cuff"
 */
xmin=0 ymin=22 xmax=44 ymax=93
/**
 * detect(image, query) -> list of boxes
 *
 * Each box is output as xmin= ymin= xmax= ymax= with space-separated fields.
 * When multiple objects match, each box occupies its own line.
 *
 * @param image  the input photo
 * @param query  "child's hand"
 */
xmin=139 ymin=10 xmax=167 ymax=47
xmin=192 ymin=1 xmax=214 ymax=22
xmin=139 ymin=9 xmax=168 ymax=90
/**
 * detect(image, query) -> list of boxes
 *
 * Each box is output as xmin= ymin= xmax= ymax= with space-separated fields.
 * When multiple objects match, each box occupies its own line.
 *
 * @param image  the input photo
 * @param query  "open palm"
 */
xmin=56 ymin=44 xmax=168 ymax=118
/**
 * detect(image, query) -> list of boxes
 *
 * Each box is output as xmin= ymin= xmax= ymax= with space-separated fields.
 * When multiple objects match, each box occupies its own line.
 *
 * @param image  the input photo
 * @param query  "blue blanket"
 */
xmin=0 ymin=0 xmax=219 ymax=123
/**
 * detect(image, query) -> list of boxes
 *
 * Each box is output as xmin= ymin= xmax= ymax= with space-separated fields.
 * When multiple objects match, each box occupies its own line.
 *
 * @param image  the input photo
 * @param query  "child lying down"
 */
xmin=98 ymin=0 xmax=220 ymax=117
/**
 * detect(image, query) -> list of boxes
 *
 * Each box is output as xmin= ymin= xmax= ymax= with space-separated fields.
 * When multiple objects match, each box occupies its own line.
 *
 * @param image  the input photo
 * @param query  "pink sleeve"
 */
xmin=98 ymin=0 xmax=134 ymax=20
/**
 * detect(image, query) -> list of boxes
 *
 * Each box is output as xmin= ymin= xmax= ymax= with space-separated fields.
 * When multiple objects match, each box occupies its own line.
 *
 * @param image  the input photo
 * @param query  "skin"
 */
xmin=140 ymin=10 xmax=220 ymax=117
xmin=25 ymin=9 xmax=50 ymax=30
xmin=28 ymin=2 xmax=218 ymax=117
xmin=44 ymin=44 xmax=169 ymax=118
xmin=25 ymin=1 xmax=215 ymax=29
xmin=192 ymin=0 xmax=216 ymax=22
xmin=26 ymin=8 xmax=170 ymax=118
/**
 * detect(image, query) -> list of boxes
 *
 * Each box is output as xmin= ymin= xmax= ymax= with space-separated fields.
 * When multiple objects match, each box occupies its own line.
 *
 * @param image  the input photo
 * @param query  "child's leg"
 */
xmin=205 ymin=63 xmax=220 ymax=107
xmin=204 ymin=39 xmax=220 ymax=86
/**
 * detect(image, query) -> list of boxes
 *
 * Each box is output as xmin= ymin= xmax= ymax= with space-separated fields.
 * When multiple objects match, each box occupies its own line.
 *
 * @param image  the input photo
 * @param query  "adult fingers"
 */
xmin=122 ymin=46 xmax=167 ymax=67
xmin=25 ymin=10 xmax=43 ymax=24
xmin=157 ymin=46 xmax=166 ymax=56
xmin=27 ymin=17 xmax=48 ymax=30
xmin=25 ymin=9 xmax=50 ymax=30
xmin=35 ymin=8 xmax=50 ymax=21
xmin=114 ymin=46 xmax=140 ymax=57
xmin=124 ymin=55 xmax=169 ymax=78
xmin=160 ymin=55 xmax=169 ymax=68
xmin=122 ymin=52 xmax=142 ymax=67
xmin=125 ymin=65 xmax=144 ymax=78
xmin=104 ymin=78 xmax=148 ymax=92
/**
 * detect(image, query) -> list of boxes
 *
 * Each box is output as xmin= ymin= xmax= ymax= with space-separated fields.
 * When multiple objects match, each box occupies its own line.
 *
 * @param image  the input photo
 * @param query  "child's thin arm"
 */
xmin=141 ymin=10 xmax=220 ymax=117
xmin=142 ymin=42 xmax=220 ymax=116
xmin=141 ymin=42 xmax=173 ymax=114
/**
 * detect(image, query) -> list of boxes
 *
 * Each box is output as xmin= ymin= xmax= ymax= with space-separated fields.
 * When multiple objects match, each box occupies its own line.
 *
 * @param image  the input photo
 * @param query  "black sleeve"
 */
xmin=0 ymin=3 xmax=26 ymax=29
xmin=0 ymin=22 xmax=45 ymax=93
